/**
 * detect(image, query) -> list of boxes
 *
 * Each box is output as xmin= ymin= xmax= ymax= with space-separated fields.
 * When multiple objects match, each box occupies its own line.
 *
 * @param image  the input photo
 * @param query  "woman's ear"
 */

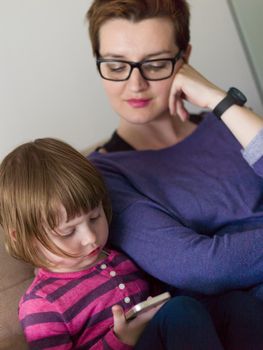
xmin=183 ymin=44 xmax=192 ymax=63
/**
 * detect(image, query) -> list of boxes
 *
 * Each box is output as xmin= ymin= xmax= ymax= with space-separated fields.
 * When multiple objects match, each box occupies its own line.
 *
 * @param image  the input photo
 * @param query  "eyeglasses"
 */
xmin=96 ymin=51 xmax=183 ymax=82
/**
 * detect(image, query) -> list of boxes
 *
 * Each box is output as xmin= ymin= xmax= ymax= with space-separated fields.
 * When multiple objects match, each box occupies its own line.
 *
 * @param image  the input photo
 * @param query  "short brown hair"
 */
xmin=87 ymin=0 xmax=190 ymax=57
xmin=0 ymin=138 xmax=111 ymax=268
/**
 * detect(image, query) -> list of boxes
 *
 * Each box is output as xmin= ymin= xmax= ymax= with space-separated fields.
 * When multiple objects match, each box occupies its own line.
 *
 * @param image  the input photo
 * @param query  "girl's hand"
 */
xmin=169 ymin=62 xmax=226 ymax=120
xmin=112 ymin=301 xmax=163 ymax=346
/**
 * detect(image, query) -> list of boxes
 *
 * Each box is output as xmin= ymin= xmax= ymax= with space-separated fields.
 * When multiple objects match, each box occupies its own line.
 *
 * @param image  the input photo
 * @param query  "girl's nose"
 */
xmin=80 ymin=228 xmax=96 ymax=246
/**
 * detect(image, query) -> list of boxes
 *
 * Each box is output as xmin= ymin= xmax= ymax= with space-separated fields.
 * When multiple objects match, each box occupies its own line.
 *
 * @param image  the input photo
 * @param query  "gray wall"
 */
xmin=228 ymin=0 xmax=263 ymax=102
xmin=0 ymin=0 xmax=262 ymax=160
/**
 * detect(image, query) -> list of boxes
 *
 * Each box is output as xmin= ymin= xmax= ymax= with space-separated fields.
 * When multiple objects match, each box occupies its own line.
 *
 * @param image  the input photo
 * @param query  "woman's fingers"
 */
xmin=169 ymin=63 xmax=223 ymax=114
xmin=176 ymin=98 xmax=189 ymax=121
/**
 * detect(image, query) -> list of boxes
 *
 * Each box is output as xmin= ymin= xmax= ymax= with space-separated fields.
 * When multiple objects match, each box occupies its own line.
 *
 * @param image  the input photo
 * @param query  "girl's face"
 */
xmin=37 ymin=203 xmax=109 ymax=272
xmin=98 ymin=17 xmax=180 ymax=125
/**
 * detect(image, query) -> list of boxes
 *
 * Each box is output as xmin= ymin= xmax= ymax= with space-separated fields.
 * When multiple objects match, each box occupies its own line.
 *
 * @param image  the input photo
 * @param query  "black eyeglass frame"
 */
xmin=96 ymin=50 xmax=184 ymax=82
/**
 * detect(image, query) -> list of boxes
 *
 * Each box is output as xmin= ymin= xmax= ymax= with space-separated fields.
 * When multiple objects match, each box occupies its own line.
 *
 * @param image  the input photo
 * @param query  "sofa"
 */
xmin=0 ymin=226 xmax=34 ymax=350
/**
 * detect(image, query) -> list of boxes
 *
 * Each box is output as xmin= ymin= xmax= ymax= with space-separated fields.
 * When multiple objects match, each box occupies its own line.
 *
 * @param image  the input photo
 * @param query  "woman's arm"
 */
xmin=110 ymin=199 xmax=263 ymax=295
xmin=169 ymin=63 xmax=263 ymax=148
xmin=89 ymin=154 xmax=263 ymax=295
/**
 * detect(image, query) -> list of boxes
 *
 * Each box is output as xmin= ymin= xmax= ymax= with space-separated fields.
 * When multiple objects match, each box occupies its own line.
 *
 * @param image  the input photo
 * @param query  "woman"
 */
xmin=87 ymin=0 xmax=263 ymax=348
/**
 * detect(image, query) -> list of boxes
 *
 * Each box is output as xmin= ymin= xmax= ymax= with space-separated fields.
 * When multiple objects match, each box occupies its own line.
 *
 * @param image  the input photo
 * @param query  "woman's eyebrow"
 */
xmin=143 ymin=50 xmax=174 ymax=59
xmin=100 ymin=50 xmax=174 ymax=60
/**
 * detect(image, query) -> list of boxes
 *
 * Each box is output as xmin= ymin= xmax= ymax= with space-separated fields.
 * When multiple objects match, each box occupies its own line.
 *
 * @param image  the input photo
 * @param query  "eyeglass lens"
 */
xmin=99 ymin=59 xmax=174 ymax=81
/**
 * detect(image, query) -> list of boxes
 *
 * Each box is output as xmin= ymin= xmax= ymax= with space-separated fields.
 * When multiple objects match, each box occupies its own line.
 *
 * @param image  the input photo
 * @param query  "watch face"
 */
xmin=229 ymin=87 xmax=247 ymax=105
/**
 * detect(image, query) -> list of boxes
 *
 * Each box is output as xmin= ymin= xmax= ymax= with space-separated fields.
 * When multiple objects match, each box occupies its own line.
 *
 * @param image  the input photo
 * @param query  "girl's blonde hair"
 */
xmin=0 ymin=138 xmax=111 ymax=268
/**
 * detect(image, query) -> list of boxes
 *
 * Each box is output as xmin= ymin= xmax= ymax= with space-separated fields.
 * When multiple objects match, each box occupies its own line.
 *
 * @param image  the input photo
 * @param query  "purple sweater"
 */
xmin=19 ymin=250 xmax=150 ymax=350
xmin=89 ymin=113 xmax=263 ymax=296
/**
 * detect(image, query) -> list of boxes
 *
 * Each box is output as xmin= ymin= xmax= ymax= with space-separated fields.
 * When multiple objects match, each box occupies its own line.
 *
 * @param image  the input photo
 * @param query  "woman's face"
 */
xmin=98 ymin=17 xmax=180 ymax=125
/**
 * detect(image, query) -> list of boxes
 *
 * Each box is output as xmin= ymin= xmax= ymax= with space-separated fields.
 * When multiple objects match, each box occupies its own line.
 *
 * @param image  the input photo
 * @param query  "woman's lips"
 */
xmin=127 ymin=99 xmax=151 ymax=108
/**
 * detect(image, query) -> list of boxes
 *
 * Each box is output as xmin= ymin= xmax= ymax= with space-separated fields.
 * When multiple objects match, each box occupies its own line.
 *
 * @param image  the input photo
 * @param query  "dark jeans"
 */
xmin=203 ymin=290 xmax=263 ymax=350
xmin=134 ymin=291 xmax=263 ymax=350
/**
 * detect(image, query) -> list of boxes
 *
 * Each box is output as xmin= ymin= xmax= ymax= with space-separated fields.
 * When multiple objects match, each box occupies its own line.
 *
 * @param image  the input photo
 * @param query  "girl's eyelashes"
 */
xmin=89 ymin=206 xmax=102 ymax=221
xmin=66 ymin=229 xmax=76 ymax=236
xmin=58 ymin=228 xmax=76 ymax=238
xmin=53 ymin=206 xmax=102 ymax=237
xmin=90 ymin=213 xmax=101 ymax=222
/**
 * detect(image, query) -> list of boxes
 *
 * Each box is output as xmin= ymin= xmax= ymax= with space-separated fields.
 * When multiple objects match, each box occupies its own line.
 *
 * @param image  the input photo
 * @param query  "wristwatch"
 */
xmin=213 ymin=87 xmax=247 ymax=119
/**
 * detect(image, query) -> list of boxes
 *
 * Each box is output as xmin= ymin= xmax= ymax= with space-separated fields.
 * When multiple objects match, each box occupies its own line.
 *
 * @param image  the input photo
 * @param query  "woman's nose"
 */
xmin=127 ymin=67 xmax=149 ymax=92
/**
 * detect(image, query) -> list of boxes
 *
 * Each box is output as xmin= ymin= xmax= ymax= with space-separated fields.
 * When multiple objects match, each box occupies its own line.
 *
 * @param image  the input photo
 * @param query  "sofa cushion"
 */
xmin=0 ymin=227 xmax=34 ymax=349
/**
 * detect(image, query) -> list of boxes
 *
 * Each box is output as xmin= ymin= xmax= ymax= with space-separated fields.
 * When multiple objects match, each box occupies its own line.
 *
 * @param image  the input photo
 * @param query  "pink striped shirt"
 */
xmin=19 ymin=250 xmax=150 ymax=349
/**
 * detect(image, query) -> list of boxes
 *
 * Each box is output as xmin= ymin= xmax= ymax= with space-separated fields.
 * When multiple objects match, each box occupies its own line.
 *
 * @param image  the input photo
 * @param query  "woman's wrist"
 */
xmin=207 ymin=89 xmax=227 ymax=111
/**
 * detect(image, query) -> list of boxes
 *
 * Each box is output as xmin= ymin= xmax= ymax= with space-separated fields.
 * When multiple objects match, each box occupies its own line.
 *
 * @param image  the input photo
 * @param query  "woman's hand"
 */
xmin=169 ymin=62 xmax=225 ymax=120
xmin=112 ymin=301 xmax=162 ymax=346
xmin=169 ymin=61 xmax=263 ymax=148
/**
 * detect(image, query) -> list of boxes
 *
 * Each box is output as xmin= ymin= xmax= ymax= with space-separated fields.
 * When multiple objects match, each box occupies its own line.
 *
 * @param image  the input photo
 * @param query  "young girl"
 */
xmin=0 ymin=138 xmax=225 ymax=350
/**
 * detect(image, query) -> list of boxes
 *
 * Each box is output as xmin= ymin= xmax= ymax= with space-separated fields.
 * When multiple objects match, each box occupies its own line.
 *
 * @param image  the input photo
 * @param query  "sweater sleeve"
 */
xmin=90 ymin=330 xmax=133 ymax=350
xmin=19 ymin=297 xmax=72 ymax=350
xmin=19 ymin=296 xmax=132 ymax=350
xmin=242 ymin=127 xmax=263 ymax=177
xmin=90 ymin=152 xmax=263 ymax=295
xmin=110 ymin=199 xmax=263 ymax=295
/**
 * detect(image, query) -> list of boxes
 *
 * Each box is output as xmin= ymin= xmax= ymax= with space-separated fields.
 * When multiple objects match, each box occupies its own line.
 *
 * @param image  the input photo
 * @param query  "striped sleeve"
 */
xmin=89 ymin=329 xmax=133 ymax=350
xmin=19 ymin=296 xmax=72 ymax=350
xmin=20 ymin=295 xmax=133 ymax=350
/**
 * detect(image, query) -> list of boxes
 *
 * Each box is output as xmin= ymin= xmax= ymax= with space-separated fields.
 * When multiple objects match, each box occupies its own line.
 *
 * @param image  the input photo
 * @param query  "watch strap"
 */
xmin=213 ymin=94 xmax=237 ymax=119
xmin=213 ymin=88 xmax=246 ymax=119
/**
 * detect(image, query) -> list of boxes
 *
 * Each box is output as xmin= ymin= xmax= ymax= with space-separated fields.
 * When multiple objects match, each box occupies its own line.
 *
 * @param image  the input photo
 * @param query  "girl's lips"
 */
xmin=87 ymin=247 xmax=100 ymax=257
xmin=127 ymin=99 xmax=151 ymax=108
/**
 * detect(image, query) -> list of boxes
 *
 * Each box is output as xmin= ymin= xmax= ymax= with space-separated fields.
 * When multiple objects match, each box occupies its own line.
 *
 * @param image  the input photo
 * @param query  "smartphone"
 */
xmin=125 ymin=292 xmax=171 ymax=320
